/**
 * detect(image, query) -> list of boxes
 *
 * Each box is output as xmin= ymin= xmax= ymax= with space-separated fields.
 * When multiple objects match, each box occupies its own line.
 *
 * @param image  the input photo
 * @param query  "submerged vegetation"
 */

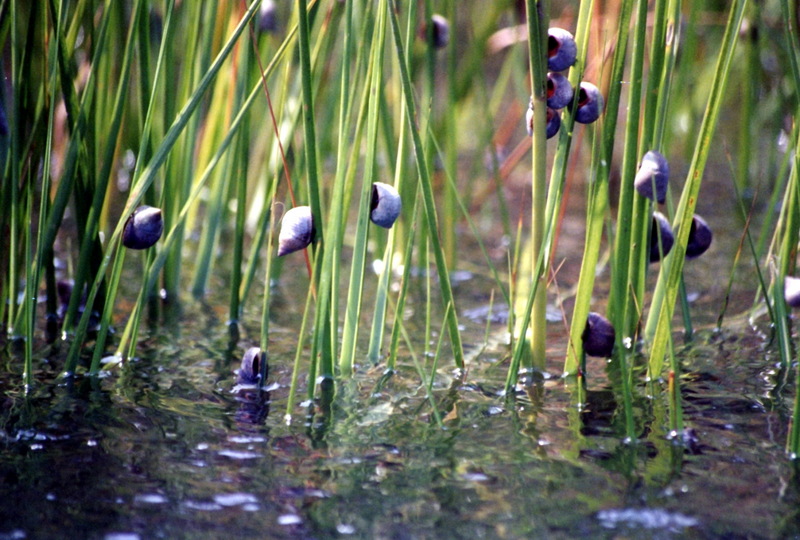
xmin=2 ymin=0 xmax=800 ymax=466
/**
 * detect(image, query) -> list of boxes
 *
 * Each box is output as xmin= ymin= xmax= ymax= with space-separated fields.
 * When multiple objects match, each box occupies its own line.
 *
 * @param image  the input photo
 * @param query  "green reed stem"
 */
xmin=64 ymin=0 xmax=261 ymax=373
xmin=230 ymin=42 xmax=253 ymax=324
xmin=388 ymin=0 xmax=464 ymax=370
xmin=565 ymin=0 xmax=631 ymax=375
xmin=82 ymin=0 xmax=145 ymax=366
xmin=645 ymin=0 xmax=748 ymax=379
xmin=388 ymin=194 xmax=421 ymax=373
xmin=610 ymin=0 xmax=647 ymax=346
xmin=339 ymin=2 xmax=386 ymax=376
xmin=522 ymin=0 xmax=549 ymax=371
xmin=116 ymin=18 xmax=299 ymax=360
xmin=23 ymin=0 xmax=61 ymax=387
xmin=286 ymin=268 xmax=316 ymax=425
xmin=781 ymin=0 xmax=800 ymax=458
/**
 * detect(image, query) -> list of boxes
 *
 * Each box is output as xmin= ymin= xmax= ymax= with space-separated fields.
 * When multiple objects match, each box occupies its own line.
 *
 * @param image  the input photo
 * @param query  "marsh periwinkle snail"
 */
xmin=258 ymin=0 xmax=278 ymax=33
xmin=547 ymin=27 xmax=577 ymax=72
xmin=635 ymin=150 xmax=669 ymax=204
xmin=278 ymin=205 xmax=314 ymax=257
xmin=649 ymin=212 xmax=675 ymax=263
xmin=685 ymin=215 xmax=713 ymax=259
xmin=238 ymin=347 xmax=266 ymax=385
xmin=574 ymin=82 xmax=603 ymax=124
xmin=526 ymin=100 xmax=561 ymax=139
xmin=582 ymin=312 xmax=615 ymax=358
xmin=546 ymin=72 xmax=574 ymax=110
xmin=785 ymin=276 xmax=800 ymax=308
xmin=122 ymin=205 xmax=164 ymax=250
xmin=422 ymin=14 xmax=450 ymax=49
xmin=370 ymin=182 xmax=402 ymax=229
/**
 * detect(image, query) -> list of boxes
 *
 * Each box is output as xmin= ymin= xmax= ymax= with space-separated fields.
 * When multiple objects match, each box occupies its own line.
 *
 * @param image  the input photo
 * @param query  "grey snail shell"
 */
xmin=122 ymin=205 xmax=164 ymax=250
xmin=238 ymin=347 xmax=266 ymax=384
xmin=685 ymin=215 xmax=712 ymax=259
xmin=635 ymin=150 xmax=669 ymax=204
xmin=370 ymin=183 xmax=402 ymax=229
xmin=582 ymin=312 xmax=615 ymax=358
xmin=278 ymin=206 xmax=314 ymax=257
xmin=649 ymin=212 xmax=675 ymax=263
xmin=547 ymin=27 xmax=577 ymax=72
xmin=785 ymin=276 xmax=800 ymax=308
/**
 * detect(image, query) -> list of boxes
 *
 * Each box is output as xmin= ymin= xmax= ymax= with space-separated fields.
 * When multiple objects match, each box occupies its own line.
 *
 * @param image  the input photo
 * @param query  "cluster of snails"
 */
xmin=277 ymin=182 xmax=402 ymax=257
xmin=634 ymin=151 xmax=713 ymax=264
xmin=526 ymin=28 xmax=603 ymax=139
xmin=249 ymin=183 xmax=402 ymax=379
xmin=580 ymin=152 xmax=716 ymax=359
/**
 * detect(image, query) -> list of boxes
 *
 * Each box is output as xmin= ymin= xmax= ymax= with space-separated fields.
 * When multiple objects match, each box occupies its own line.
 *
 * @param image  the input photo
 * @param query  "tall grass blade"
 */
xmin=645 ymin=0 xmax=748 ymax=379
xmin=387 ymin=0 xmax=464 ymax=371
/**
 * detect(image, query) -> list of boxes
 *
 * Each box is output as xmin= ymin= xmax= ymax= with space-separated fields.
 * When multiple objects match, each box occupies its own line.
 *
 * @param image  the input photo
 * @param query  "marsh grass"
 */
xmin=3 ymin=0 xmax=800 ymax=454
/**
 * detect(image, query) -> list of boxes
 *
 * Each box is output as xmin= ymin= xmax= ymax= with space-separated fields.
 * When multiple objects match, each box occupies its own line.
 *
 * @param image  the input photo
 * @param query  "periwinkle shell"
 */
xmin=574 ymin=82 xmax=603 ymax=124
xmin=785 ymin=276 xmax=800 ymax=308
xmin=238 ymin=347 xmax=266 ymax=384
xmin=278 ymin=206 xmax=314 ymax=257
xmin=429 ymin=14 xmax=450 ymax=49
xmin=526 ymin=101 xmax=561 ymax=139
xmin=370 ymin=182 xmax=402 ymax=229
xmin=685 ymin=215 xmax=712 ymax=259
xmin=635 ymin=151 xmax=669 ymax=204
xmin=122 ymin=205 xmax=164 ymax=250
xmin=258 ymin=0 xmax=278 ymax=33
xmin=582 ymin=312 xmax=615 ymax=358
xmin=546 ymin=72 xmax=574 ymax=110
xmin=547 ymin=27 xmax=577 ymax=72
xmin=649 ymin=212 xmax=675 ymax=263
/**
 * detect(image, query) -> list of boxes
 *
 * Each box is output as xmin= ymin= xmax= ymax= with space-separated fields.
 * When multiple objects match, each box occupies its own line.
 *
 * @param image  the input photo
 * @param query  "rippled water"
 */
xmin=2 ymin=279 xmax=800 ymax=540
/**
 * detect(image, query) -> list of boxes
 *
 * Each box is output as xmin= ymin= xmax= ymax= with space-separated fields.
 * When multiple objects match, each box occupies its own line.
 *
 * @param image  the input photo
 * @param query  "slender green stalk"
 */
xmin=387 ymin=0 xmax=464 ymax=370
xmin=781 ymin=0 xmax=800 ymax=458
xmin=609 ymin=0 xmax=647 ymax=345
xmin=339 ymin=2 xmax=387 ymax=376
xmin=23 ymin=0 xmax=61 ymax=387
xmin=645 ymin=0 xmax=748 ymax=378
xmin=522 ymin=0 xmax=549 ymax=371
xmin=64 ymin=0 xmax=262 ymax=373
xmin=388 ymin=193 xmax=422 ymax=373
xmin=116 ymin=18 xmax=299 ymax=359
xmin=565 ymin=0 xmax=632 ymax=375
